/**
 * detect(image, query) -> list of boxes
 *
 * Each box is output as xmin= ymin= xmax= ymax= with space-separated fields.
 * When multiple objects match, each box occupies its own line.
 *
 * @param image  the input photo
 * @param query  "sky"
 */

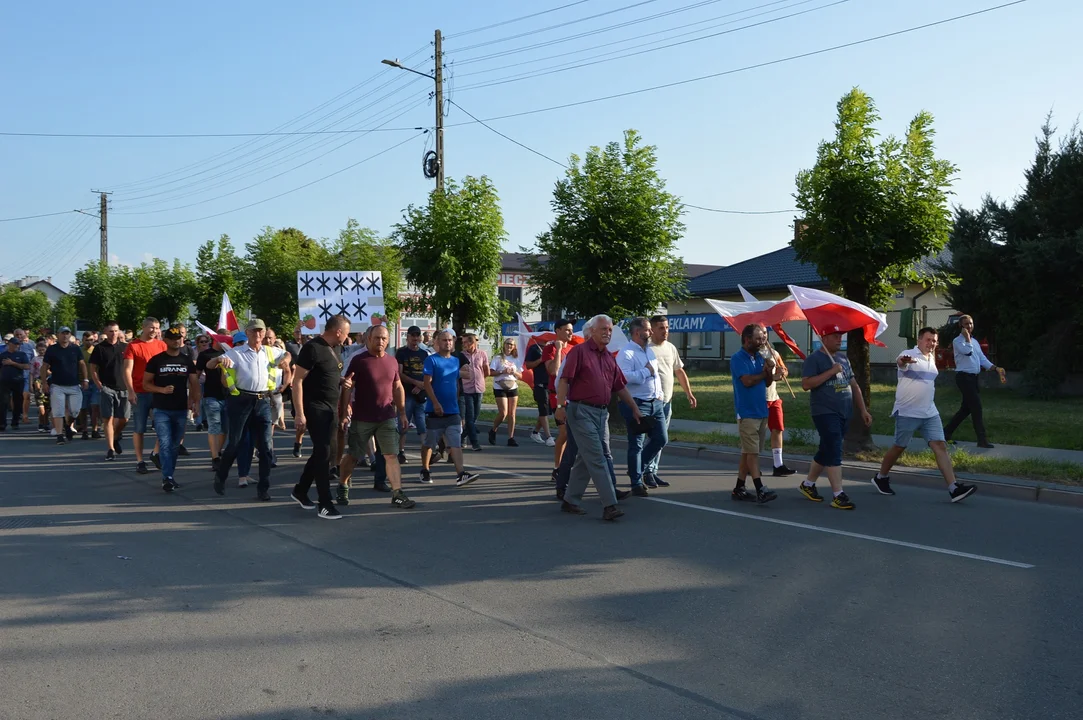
xmin=1 ymin=0 xmax=1079 ymax=292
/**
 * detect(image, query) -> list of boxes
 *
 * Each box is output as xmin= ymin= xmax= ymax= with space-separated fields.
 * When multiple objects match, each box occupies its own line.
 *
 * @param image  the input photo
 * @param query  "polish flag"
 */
xmin=217 ymin=293 xmax=239 ymax=333
xmin=787 ymin=285 xmax=888 ymax=346
xmin=724 ymin=287 xmax=806 ymax=359
xmin=195 ymin=320 xmax=235 ymax=348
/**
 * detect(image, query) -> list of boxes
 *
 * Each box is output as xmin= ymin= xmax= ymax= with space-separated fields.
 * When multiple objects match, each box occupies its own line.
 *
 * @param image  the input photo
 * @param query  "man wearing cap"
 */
xmin=124 ymin=317 xmax=166 ymax=473
xmin=41 ymin=327 xmax=88 ymax=445
xmin=0 ymin=337 xmax=30 ymax=431
xmin=205 ymin=318 xmax=292 ymax=500
xmin=395 ymin=325 xmax=429 ymax=463
xmin=143 ymin=327 xmax=201 ymax=492
xmin=78 ymin=330 xmax=102 ymax=440
xmin=13 ymin=329 xmax=37 ymax=423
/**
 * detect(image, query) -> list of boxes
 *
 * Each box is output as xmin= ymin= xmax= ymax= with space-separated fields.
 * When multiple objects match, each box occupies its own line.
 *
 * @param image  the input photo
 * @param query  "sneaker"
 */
xmin=471 ymin=445 xmax=483 ymax=452
xmin=56 ymin=436 xmax=65 ymax=445
xmin=651 ymin=474 xmax=670 ymax=487
xmin=292 ymin=442 xmax=302 ymax=458
xmin=772 ymin=464 xmax=797 ymax=477
xmin=871 ymin=474 xmax=895 ymax=496
xmin=114 ymin=437 xmax=123 ymax=455
xmin=38 ymin=425 xmax=48 ymax=433
xmin=976 ymin=442 xmax=995 ymax=449
xmin=798 ymin=483 xmax=823 ymax=502
xmin=213 ymin=477 xmax=225 ymax=495
xmin=561 ymin=501 xmax=587 ymax=515
xmin=602 ymin=505 xmax=625 ymax=521
xmin=419 ymin=470 xmax=433 ymax=484
xmin=92 ymin=429 xmax=102 ymax=440
xmin=950 ymin=483 xmax=977 ymax=503
xmin=614 ymin=489 xmax=632 ymax=501
xmin=831 ymin=492 xmax=856 ymax=510
xmin=105 ymin=449 xmax=115 ymax=461
xmin=330 ymin=466 xmax=341 ymax=480
xmin=756 ymin=487 xmax=778 ymax=504
xmin=49 ymin=427 xmax=57 ymax=436
xmin=550 ymin=468 xmax=559 ymax=485
xmin=257 ymin=489 xmax=271 ymax=501
xmin=455 ymin=471 xmax=480 ymax=487
xmin=731 ymin=485 xmax=755 ymax=502
xmin=391 ymin=489 xmax=416 ymax=509
xmin=545 ymin=436 xmax=556 ymax=447
xmin=373 ymin=481 xmax=391 ymax=492
xmin=336 ymin=484 xmax=350 ymax=506
xmin=397 ymin=451 xmax=408 ymax=465
xmin=238 ymin=476 xmax=251 ymax=488
xmin=137 ymin=461 xmax=149 ymax=475
xmin=631 ymin=484 xmax=649 ymax=497
xmin=643 ymin=475 xmax=658 ymax=489
xmin=177 ymin=445 xmax=190 ymax=456
xmin=488 ymin=429 xmax=497 ymax=445
xmin=162 ymin=478 xmax=178 ymax=493
xmin=212 ymin=456 xmax=220 ymax=472
xmin=150 ymin=452 xmax=161 ymax=470
xmin=81 ymin=429 xmax=89 ymax=440
xmin=507 ymin=437 xmax=519 ymax=447
xmin=530 ymin=431 xmax=544 ymax=445
xmin=290 ymin=487 xmax=316 ymax=510
xmin=66 ymin=425 xmax=74 ymax=440
xmin=317 ymin=504 xmax=342 ymax=520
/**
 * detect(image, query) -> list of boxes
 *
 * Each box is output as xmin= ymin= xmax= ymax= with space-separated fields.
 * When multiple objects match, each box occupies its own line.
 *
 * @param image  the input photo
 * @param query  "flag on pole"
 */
xmin=217 ymin=293 xmax=239 ymax=333
xmin=705 ymin=297 xmax=807 ymax=358
xmin=194 ymin=320 xmax=235 ymax=348
xmin=787 ymin=285 xmax=888 ymax=346
xmin=722 ymin=288 xmax=806 ymax=359
xmin=737 ymin=284 xmax=758 ymax=303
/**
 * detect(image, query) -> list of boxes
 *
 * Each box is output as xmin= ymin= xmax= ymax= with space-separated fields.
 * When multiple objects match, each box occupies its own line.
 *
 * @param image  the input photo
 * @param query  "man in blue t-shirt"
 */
xmin=729 ymin=324 xmax=778 ymax=504
xmin=798 ymin=329 xmax=872 ymax=510
xmin=419 ymin=329 xmax=478 ymax=487
xmin=0 ymin=337 xmax=31 ymax=430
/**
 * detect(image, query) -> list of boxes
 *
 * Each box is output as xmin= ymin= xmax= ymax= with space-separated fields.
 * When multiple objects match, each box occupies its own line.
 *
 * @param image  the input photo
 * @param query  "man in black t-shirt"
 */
xmin=196 ymin=336 xmax=229 ymax=470
xmin=290 ymin=315 xmax=350 ymax=519
xmin=88 ymin=321 xmax=129 ymax=460
xmin=143 ymin=327 xmax=200 ymax=492
xmin=395 ymin=325 xmax=430 ymax=462
xmin=523 ymin=340 xmax=552 ymax=445
xmin=41 ymin=327 xmax=88 ymax=445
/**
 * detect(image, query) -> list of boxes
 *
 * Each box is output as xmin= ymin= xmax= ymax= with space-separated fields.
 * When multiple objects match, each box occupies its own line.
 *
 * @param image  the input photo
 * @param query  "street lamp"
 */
xmin=380 ymin=30 xmax=444 ymax=190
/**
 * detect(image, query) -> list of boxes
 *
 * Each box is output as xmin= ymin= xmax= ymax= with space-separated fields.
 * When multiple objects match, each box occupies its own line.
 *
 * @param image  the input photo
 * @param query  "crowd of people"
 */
xmin=0 ymin=311 xmax=1000 ymax=520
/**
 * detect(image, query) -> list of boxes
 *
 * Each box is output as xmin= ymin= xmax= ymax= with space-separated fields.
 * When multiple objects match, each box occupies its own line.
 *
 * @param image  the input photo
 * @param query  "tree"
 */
xmin=394 ymin=176 xmax=505 ymax=342
xmin=53 ymin=294 xmax=78 ymax=331
xmin=241 ymin=227 xmax=332 ymax=332
xmin=194 ymin=235 xmax=246 ymax=324
xmin=328 ymin=219 xmax=404 ymax=325
xmin=71 ymin=263 xmax=117 ymax=329
xmin=145 ymin=258 xmax=197 ymax=326
xmin=945 ymin=118 xmax=1083 ymax=395
xmin=527 ymin=129 xmax=687 ymax=320
xmin=0 ymin=287 xmax=52 ymax=332
xmin=794 ymin=88 xmax=956 ymax=449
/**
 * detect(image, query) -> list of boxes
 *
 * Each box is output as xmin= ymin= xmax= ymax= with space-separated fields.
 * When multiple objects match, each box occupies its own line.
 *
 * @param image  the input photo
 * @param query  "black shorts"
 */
xmin=532 ymin=387 xmax=550 ymax=416
xmin=493 ymin=387 xmax=519 ymax=398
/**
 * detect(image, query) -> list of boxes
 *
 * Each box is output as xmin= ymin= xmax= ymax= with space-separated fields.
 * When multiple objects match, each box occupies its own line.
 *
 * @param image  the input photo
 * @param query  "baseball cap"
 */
xmin=5 ymin=336 xmax=18 ymax=345
xmin=163 ymin=327 xmax=184 ymax=340
xmin=407 ymin=325 xmax=422 ymax=336
xmin=58 ymin=326 xmax=72 ymax=333
xmin=246 ymin=318 xmax=267 ymax=331
xmin=232 ymin=331 xmax=248 ymax=344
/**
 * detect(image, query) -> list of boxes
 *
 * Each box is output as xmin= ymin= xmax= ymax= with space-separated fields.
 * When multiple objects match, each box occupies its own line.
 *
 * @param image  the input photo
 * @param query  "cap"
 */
xmin=58 ymin=326 xmax=72 ymax=333
xmin=407 ymin=325 xmax=422 ymax=335
xmin=163 ymin=327 xmax=184 ymax=340
xmin=246 ymin=318 xmax=266 ymax=331
xmin=232 ymin=331 xmax=248 ymax=344
xmin=2 ymin=333 xmax=13 ymax=341
xmin=6 ymin=336 xmax=18 ymax=345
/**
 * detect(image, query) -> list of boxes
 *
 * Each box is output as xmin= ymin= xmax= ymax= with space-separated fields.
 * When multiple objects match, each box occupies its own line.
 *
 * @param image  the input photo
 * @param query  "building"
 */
xmin=9 ymin=276 xmax=68 ymax=304
xmin=665 ymin=245 xmax=956 ymax=368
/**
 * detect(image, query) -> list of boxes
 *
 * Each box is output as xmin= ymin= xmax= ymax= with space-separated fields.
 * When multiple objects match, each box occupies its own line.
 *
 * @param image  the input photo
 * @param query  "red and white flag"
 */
xmin=705 ymin=296 xmax=807 ymax=358
xmin=194 ymin=320 xmax=235 ymax=348
xmin=787 ymin=285 xmax=888 ymax=346
xmin=726 ymin=286 xmax=806 ymax=358
xmin=217 ymin=292 xmax=239 ymax=333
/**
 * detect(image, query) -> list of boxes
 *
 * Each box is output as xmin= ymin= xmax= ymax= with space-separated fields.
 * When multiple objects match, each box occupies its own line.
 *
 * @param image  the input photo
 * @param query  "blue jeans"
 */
xmin=152 ymin=408 xmax=188 ymax=480
xmin=461 ymin=392 xmax=481 ymax=448
xmin=202 ymin=397 xmax=228 ymax=436
xmin=237 ymin=426 xmax=254 ymax=478
xmin=812 ymin=413 xmax=848 ymax=467
xmin=619 ymin=398 xmax=669 ymax=486
xmin=401 ymin=391 xmax=427 ymax=435
xmin=645 ymin=401 xmax=672 ymax=474
xmin=216 ymin=393 xmax=274 ymax=492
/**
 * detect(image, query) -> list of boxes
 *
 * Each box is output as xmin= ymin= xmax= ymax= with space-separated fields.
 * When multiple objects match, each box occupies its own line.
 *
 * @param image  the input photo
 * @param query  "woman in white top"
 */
xmin=488 ymin=338 xmax=523 ymax=447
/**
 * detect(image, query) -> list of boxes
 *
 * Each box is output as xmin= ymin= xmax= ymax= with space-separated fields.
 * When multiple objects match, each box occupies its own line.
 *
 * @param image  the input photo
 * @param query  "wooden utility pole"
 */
xmin=434 ymin=29 xmax=444 ymax=192
xmin=91 ymin=190 xmax=111 ymax=266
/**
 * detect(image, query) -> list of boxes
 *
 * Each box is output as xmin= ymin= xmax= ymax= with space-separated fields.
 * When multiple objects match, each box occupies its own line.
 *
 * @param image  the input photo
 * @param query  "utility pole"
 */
xmin=434 ymin=29 xmax=444 ymax=193
xmin=91 ymin=190 xmax=111 ymax=266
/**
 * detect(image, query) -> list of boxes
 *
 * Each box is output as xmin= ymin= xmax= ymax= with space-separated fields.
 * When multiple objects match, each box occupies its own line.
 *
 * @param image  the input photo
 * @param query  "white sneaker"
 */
xmin=530 ymin=432 xmax=544 ymax=445
xmin=49 ymin=427 xmax=57 ymax=436
xmin=238 ymin=476 xmax=251 ymax=488
xmin=545 ymin=436 xmax=556 ymax=447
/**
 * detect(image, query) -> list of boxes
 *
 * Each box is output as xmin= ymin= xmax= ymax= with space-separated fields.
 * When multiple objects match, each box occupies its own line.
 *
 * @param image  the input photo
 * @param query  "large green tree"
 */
xmin=53 ymin=294 xmax=78 ymax=331
xmin=145 ymin=258 xmax=197 ymax=326
xmin=527 ymin=129 xmax=687 ymax=320
xmin=794 ymin=88 xmax=956 ymax=449
xmin=946 ymin=118 xmax=1083 ymax=395
xmin=194 ymin=234 xmax=246 ymax=324
xmin=394 ymin=176 xmax=504 ymax=341
xmin=328 ymin=219 xmax=404 ymax=324
xmin=0 ymin=287 xmax=53 ymax=333
xmin=241 ymin=227 xmax=332 ymax=332
xmin=70 ymin=263 xmax=117 ymax=329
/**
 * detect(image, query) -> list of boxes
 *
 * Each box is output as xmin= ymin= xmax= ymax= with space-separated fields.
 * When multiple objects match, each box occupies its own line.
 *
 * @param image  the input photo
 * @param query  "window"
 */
xmin=498 ymin=286 xmax=522 ymax=323
xmin=541 ymin=304 xmax=564 ymax=322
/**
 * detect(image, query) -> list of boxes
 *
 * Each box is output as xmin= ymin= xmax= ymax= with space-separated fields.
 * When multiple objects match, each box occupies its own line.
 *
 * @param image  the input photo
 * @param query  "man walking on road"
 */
xmin=616 ymin=317 xmax=668 ymax=497
xmin=124 ymin=317 xmax=166 ymax=473
xmin=78 ymin=330 xmax=102 ymax=439
xmin=88 ymin=322 xmax=129 ymax=460
xmin=873 ymin=328 xmax=977 ymax=503
xmin=644 ymin=315 xmax=696 ymax=487
xmin=41 ymin=327 xmax=87 ymax=445
xmin=730 ymin=325 xmax=779 ymax=505
xmin=335 ymin=325 xmax=416 ymax=511
xmin=395 ymin=325 xmax=429 ymax=464
xmin=524 ymin=338 xmax=555 ymax=447
xmin=419 ymin=330 xmax=479 ymax=487
xmin=13 ymin=329 xmax=36 ymax=424
xmin=759 ymin=327 xmax=797 ymax=477
xmin=555 ymin=314 xmax=642 ymax=521
xmin=799 ymin=329 xmax=873 ymax=510
xmin=195 ymin=334 xmax=228 ymax=471
xmin=0 ymin=337 xmax=30 ymax=431
xmin=143 ymin=327 xmax=200 ymax=493
xmin=206 ymin=318 xmax=292 ymax=501
xmin=944 ymin=315 xmax=1005 ymax=448
xmin=290 ymin=315 xmax=350 ymax=519
xmin=544 ymin=319 xmax=576 ymax=480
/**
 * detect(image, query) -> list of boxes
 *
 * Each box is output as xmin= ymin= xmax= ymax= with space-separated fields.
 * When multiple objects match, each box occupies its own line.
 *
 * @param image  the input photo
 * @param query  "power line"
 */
xmin=0 ymin=127 xmax=423 ymax=139
xmin=0 ymin=209 xmax=82 ymax=223
xmin=445 ymin=0 xmax=595 ymax=39
xmin=683 ymin=203 xmax=793 ymax=215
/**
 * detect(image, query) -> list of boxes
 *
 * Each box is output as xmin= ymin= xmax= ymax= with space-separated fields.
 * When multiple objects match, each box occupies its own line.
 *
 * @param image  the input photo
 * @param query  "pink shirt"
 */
xmin=458 ymin=348 xmax=489 ymax=395
xmin=561 ymin=338 xmax=627 ymax=406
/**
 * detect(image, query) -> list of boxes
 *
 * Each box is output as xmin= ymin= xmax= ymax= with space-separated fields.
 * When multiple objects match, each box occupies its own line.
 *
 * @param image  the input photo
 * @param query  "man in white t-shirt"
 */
xmin=644 ymin=315 xmax=697 ymax=487
xmin=872 ymin=327 xmax=976 ymax=503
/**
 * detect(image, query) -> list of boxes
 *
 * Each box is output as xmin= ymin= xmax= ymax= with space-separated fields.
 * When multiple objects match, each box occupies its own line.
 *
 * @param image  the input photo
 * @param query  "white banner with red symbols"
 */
xmin=296 ymin=271 xmax=385 ymax=335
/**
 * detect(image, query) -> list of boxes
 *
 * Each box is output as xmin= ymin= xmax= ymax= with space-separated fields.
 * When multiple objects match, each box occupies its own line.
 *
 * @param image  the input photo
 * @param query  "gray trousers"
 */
xmin=564 ymin=402 xmax=619 ymax=508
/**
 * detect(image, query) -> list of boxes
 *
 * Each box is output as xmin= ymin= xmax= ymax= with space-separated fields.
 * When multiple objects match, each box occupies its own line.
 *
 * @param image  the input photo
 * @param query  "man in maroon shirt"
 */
xmin=555 ymin=314 xmax=643 ymax=521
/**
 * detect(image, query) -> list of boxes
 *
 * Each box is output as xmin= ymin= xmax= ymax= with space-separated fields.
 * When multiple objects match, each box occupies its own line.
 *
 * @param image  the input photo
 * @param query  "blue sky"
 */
xmin=1 ymin=0 xmax=1078 ymax=291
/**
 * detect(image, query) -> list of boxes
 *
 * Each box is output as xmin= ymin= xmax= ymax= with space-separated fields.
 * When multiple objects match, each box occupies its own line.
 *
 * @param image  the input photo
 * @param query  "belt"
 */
xmin=570 ymin=400 xmax=608 ymax=410
xmin=235 ymin=389 xmax=270 ymax=399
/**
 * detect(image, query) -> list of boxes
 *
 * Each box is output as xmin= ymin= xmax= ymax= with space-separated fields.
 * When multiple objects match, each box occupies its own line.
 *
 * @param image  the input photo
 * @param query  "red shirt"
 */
xmin=541 ymin=341 xmax=571 ymax=393
xmin=560 ymin=338 xmax=627 ymax=406
xmin=124 ymin=338 xmax=167 ymax=393
xmin=346 ymin=351 xmax=399 ymax=423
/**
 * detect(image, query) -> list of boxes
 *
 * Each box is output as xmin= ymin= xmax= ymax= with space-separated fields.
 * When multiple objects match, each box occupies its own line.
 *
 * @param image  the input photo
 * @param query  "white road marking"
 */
xmin=646 ymin=497 xmax=1035 ymax=569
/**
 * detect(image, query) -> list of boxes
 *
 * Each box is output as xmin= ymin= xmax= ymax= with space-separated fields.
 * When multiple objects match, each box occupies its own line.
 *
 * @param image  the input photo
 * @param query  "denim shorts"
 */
xmin=893 ymin=414 xmax=945 ymax=447
xmin=82 ymin=385 xmax=101 ymax=409
xmin=202 ymin=396 xmax=228 ymax=435
xmin=812 ymin=413 xmax=848 ymax=467
xmin=132 ymin=392 xmax=154 ymax=434
xmin=424 ymin=414 xmax=462 ymax=449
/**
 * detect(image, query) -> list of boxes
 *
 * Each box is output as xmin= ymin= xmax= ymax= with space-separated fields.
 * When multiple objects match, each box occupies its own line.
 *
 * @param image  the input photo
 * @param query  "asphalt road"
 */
xmin=1 ymin=424 xmax=1081 ymax=720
